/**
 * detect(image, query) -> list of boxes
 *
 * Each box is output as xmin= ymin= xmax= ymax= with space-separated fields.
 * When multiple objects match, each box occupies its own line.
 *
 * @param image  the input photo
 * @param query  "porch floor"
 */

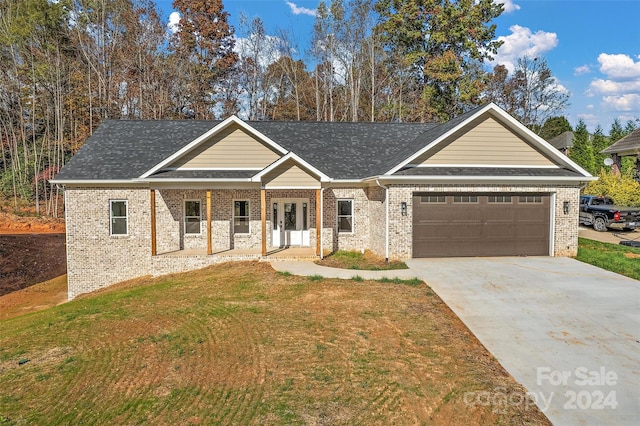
xmin=157 ymin=247 xmax=318 ymax=260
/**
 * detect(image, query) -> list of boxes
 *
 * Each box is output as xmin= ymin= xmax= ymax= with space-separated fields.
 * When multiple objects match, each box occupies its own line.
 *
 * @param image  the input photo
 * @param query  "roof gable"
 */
xmin=141 ymin=116 xmax=288 ymax=178
xmin=387 ymin=103 xmax=592 ymax=177
xmin=169 ymin=123 xmax=281 ymax=170
xmin=416 ymin=115 xmax=556 ymax=167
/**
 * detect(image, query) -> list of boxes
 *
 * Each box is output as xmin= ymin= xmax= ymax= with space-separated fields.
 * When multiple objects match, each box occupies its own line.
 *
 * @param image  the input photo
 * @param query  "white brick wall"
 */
xmin=64 ymin=183 xmax=580 ymax=299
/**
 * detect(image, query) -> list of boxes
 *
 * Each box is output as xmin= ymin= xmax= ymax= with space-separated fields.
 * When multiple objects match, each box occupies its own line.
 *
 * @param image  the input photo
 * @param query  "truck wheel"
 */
xmin=593 ymin=217 xmax=608 ymax=232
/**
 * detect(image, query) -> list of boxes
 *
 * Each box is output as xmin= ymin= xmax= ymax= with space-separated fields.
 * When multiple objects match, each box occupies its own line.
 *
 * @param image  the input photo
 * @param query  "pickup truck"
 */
xmin=579 ymin=195 xmax=640 ymax=232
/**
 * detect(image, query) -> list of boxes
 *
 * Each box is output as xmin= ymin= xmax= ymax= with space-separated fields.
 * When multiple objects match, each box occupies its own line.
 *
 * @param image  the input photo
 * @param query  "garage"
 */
xmin=412 ymin=193 xmax=551 ymax=257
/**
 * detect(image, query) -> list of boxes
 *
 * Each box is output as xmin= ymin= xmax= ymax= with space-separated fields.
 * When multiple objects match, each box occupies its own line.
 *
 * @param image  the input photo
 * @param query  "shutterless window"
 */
xmin=110 ymin=200 xmax=128 ymax=235
xmin=337 ymin=199 xmax=353 ymax=233
xmin=184 ymin=200 xmax=201 ymax=234
xmin=519 ymin=195 xmax=542 ymax=204
xmin=234 ymin=200 xmax=250 ymax=234
xmin=453 ymin=195 xmax=478 ymax=203
xmin=421 ymin=195 xmax=445 ymax=203
xmin=488 ymin=195 xmax=512 ymax=203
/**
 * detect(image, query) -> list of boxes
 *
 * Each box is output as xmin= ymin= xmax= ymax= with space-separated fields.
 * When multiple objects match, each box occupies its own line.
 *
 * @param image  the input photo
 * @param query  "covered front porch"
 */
xmin=148 ymin=188 xmax=324 ymax=259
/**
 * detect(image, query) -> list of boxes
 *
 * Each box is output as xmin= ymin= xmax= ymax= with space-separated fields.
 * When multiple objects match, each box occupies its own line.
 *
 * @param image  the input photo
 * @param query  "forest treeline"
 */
xmin=0 ymin=0 xmax=634 ymax=215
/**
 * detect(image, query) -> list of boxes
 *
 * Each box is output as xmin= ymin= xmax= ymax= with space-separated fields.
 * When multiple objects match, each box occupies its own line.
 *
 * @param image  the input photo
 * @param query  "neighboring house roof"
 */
xmin=601 ymin=128 xmax=640 ymax=156
xmin=52 ymin=103 xmax=593 ymax=184
xmin=547 ymin=131 xmax=574 ymax=151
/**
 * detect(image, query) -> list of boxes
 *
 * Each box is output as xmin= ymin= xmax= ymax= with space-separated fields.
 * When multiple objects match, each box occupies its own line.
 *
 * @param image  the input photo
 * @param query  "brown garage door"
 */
xmin=413 ymin=193 xmax=550 ymax=257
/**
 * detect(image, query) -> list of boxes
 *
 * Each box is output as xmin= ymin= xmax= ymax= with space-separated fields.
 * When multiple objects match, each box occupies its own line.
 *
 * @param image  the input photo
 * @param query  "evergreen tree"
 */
xmin=539 ymin=116 xmax=572 ymax=140
xmin=591 ymin=125 xmax=609 ymax=174
xmin=569 ymin=119 xmax=595 ymax=174
xmin=374 ymin=0 xmax=503 ymax=121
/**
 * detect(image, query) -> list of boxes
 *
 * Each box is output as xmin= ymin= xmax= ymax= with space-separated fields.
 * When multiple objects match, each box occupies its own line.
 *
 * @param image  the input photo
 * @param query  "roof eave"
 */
xmin=367 ymin=175 xmax=598 ymax=185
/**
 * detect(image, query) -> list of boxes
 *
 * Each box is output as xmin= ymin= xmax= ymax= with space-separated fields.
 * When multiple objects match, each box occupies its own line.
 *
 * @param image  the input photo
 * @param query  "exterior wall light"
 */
xmin=401 ymin=202 xmax=407 ymax=216
xmin=563 ymin=201 xmax=570 ymax=215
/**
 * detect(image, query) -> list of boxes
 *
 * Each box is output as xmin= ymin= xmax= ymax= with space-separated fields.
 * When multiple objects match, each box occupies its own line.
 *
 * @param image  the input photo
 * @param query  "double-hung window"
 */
xmin=234 ymin=200 xmax=250 ymax=234
xmin=110 ymin=200 xmax=128 ymax=235
xmin=184 ymin=200 xmax=201 ymax=234
xmin=337 ymin=199 xmax=353 ymax=233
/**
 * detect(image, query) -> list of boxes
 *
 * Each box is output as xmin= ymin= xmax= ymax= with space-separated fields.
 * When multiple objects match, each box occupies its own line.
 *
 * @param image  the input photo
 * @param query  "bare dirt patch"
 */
xmin=0 ymin=274 xmax=67 ymax=320
xmin=0 ymin=211 xmax=65 ymax=234
xmin=0 ymin=233 xmax=66 ymax=296
xmin=0 ymin=262 xmax=550 ymax=425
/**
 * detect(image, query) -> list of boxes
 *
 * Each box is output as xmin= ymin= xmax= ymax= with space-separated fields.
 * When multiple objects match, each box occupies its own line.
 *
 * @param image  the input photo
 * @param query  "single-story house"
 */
xmin=601 ymin=128 xmax=640 ymax=179
xmin=52 ymin=103 xmax=595 ymax=299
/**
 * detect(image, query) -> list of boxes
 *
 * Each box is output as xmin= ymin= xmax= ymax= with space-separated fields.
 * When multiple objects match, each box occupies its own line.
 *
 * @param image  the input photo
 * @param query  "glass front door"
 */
xmin=272 ymin=199 xmax=310 ymax=247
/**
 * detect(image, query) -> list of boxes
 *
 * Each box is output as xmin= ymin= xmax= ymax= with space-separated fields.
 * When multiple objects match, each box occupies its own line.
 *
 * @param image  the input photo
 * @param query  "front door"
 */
xmin=272 ymin=199 xmax=310 ymax=247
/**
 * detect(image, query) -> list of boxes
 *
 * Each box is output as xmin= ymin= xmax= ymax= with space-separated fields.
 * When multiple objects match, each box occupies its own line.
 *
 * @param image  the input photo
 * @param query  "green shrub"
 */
xmin=584 ymin=169 xmax=640 ymax=206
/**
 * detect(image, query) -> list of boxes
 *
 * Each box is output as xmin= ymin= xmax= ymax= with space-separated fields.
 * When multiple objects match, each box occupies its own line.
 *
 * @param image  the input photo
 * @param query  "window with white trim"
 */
xmin=337 ymin=199 xmax=353 ymax=233
xmin=234 ymin=200 xmax=250 ymax=234
xmin=184 ymin=200 xmax=201 ymax=234
xmin=110 ymin=200 xmax=128 ymax=235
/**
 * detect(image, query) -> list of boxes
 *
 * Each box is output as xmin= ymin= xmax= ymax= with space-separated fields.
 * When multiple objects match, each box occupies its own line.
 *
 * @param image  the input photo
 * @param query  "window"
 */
xmin=488 ymin=195 xmax=512 ymax=203
xmin=453 ymin=195 xmax=478 ymax=203
xmin=421 ymin=195 xmax=445 ymax=204
xmin=519 ymin=195 xmax=542 ymax=204
xmin=272 ymin=203 xmax=278 ymax=230
xmin=337 ymin=199 xmax=353 ymax=233
xmin=110 ymin=200 xmax=128 ymax=235
xmin=234 ymin=200 xmax=250 ymax=234
xmin=184 ymin=200 xmax=201 ymax=234
xmin=302 ymin=202 xmax=308 ymax=230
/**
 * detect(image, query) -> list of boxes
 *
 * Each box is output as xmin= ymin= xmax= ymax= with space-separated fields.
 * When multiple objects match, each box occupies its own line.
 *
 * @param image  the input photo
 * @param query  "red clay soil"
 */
xmin=0 ymin=211 xmax=65 ymax=234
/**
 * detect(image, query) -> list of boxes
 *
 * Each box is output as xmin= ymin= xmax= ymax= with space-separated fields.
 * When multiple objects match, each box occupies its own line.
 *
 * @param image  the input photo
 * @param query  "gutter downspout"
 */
xmin=320 ymin=187 xmax=325 ymax=259
xmin=376 ymin=180 xmax=389 ymax=262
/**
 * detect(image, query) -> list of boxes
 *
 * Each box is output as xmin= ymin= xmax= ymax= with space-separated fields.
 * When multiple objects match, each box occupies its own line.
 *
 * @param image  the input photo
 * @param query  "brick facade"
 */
xmin=386 ymin=184 xmax=580 ymax=259
xmin=64 ymin=183 xmax=580 ymax=299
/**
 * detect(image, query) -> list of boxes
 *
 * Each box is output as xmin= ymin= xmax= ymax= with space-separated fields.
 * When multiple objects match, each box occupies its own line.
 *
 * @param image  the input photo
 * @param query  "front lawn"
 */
xmin=317 ymin=250 xmax=408 ymax=270
xmin=576 ymin=238 xmax=640 ymax=280
xmin=0 ymin=262 xmax=547 ymax=425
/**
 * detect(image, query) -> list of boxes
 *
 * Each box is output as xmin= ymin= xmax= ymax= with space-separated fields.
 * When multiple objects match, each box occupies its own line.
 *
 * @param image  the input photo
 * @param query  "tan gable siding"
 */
xmin=263 ymin=161 xmax=320 ymax=188
xmin=418 ymin=116 xmax=556 ymax=166
xmin=171 ymin=124 xmax=281 ymax=169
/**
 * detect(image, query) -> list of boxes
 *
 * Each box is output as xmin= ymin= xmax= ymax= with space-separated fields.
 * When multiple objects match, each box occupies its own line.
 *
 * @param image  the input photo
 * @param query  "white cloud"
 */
xmin=496 ymin=0 xmax=521 ymax=14
xmin=167 ymin=11 xmax=180 ymax=34
xmin=597 ymin=53 xmax=640 ymax=80
xmin=490 ymin=25 xmax=558 ymax=72
xmin=574 ymin=65 xmax=591 ymax=76
xmin=286 ymin=1 xmax=317 ymax=17
xmin=587 ymin=53 xmax=640 ymax=113
xmin=602 ymin=94 xmax=640 ymax=112
xmin=234 ymin=34 xmax=283 ymax=68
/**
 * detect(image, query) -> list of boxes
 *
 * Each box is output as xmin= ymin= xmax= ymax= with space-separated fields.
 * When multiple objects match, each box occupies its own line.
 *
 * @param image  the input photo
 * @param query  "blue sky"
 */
xmin=157 ymin=0 xmax=640 ymax=133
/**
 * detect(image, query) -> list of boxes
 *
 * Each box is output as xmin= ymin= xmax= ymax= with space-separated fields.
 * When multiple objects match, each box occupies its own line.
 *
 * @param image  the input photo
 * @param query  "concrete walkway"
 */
xmin=270 ymin=261 xmax=419 ymax=280
xmin=406 ymin=257 xmax=640 ymax=426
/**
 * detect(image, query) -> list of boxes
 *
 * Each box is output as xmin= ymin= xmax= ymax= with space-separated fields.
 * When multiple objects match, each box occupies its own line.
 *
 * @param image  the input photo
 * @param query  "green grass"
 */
xmin=576 ymin=238 xmax=640 ymax=280
xmin=318 ymin=250 xmax=408 ymax=270
xmin=0 ymin=262 xmax=548 ymax=425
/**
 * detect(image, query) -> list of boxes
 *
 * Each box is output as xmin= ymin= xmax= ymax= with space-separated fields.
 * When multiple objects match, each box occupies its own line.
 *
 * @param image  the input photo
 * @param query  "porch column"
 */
xmin=316 ymin=189 xmax=321 ymax=256
xmin=206 ymin=190 xmax=212 ymax=255
xmin=261 ymin=188 xmax=267 ymax=256
xmin=150 ymin=189 xmax=157 ymax=256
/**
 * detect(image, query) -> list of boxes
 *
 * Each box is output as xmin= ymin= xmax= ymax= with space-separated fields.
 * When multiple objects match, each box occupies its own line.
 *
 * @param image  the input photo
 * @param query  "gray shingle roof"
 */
xmin=54 ymin=119 xmax=438 ymax=181
xmin=394 ymin=167 xmax=583 ymax=177
xmin=547 ymin=131 xmax=574 ymax=150
xmin=601 ymin=128 xmax=640 ymax=156
xmin=146 ymin=170 xmax=257 ymax=179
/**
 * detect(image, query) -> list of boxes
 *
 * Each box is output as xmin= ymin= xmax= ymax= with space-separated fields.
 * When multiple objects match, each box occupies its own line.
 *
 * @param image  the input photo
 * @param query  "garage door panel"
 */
xmin=413 ymin=193 xmax=550 ymax=257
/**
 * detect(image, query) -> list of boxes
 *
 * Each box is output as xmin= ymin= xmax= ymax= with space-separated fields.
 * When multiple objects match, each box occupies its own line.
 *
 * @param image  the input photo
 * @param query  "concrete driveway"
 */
xmin=406 ymin=257 xmax=640 ymax=426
